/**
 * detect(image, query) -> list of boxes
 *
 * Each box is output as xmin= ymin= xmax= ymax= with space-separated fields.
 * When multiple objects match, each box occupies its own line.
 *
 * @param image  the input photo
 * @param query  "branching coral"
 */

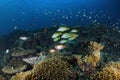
xmin=74 ymin=41 xmax=104 ymax=77
xmin=91 ymin=61 xmax=120 ymax=80
xmin=74 ymin=55 xmax=83 ymax=66
xmin=84 ymin=41 xmax=104 ymax=66
xmin=88 ymin=41 xmax=104 ymax=51
xmin=11 ymin=56 xmax=72 ymax=80
xmin=32 ymin=57 xmax=72 ymax=80
xmin=11 ymin=71 xmax=32 ymax=80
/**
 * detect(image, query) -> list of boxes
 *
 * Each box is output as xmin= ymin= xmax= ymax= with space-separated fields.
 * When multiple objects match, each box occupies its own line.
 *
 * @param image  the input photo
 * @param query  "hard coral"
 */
xmin=11 ymin=49 xmax=36 ymax=57
xmin=32 ymin=57 xmax=72 ymax=80
xmin=11 ymin=71 xmax=32 ymax=80
xmin=74 ymin=55 xmax=83 ymax=66
xmin=0 ymin=75 xmax=6 ymax=80
xmin=74 ymin=42 xmax=104 ymax=77
xmin=11 ymin=57 xmax=72 ymax=80
xmin=88 ymin=41 xmax=104 ymax=51
xmin=84 ymin=41 xmax=104 ymax=66
xmin=92 ymin=62 xmax=120 ymax=80
xmin=2 ymin=65 xmax=27 ymax=74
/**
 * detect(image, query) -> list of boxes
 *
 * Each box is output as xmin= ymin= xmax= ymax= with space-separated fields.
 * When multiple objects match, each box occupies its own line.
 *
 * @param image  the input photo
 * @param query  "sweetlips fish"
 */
xmin=52 ymin=26 xmax=79 ymax=44
xmin=52 ymin=32 xmax=62 ymax=38
xmin=61 ymin=33 xmax=71 ymax=39
xmin=71 ymin=29 xmax=78 ymax=33
xmin=61 ymin=33 xmax=78 ymax=40
xmin=53 ymin=37 xmax=61 ymax=41
xmin=68 ymin=33 xmax=79 ymax=40
xmin=59 ymin=40 xmax=68 ymax=43
xmin=57 ymin=26 xmax=70 ymax=32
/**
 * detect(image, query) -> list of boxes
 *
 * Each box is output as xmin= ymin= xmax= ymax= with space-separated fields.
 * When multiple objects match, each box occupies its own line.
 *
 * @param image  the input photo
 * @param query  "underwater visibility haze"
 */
xmin=0 ymin=0 xmax=120 ymax=34
xmin=0 ymin=0 xmax=120 ymax=80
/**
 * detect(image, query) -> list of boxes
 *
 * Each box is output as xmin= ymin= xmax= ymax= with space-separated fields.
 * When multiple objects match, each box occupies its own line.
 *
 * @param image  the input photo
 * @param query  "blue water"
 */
xmin=0 ymin=0 xmax=120 ymax=34
xmin=0 ymin=1 xmax=120 ymax=80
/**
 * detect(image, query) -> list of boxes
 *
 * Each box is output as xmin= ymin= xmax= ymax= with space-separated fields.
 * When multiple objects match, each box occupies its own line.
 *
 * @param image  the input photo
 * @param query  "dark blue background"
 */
xmin=0 ymin=0 xmax=120 ymax=34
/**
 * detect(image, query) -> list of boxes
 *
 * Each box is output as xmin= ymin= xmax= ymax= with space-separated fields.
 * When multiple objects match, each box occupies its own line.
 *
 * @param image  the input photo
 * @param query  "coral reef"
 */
xmin=92 ymin=61 xmax=120 ymax=80
xmin=0 ymin=75 xmax=6 ymax=80
xmin=74 ymin=54 xmax=83 ymax=66
xmin=22 ymin=57 xmax=39 ymax=65
xmin=11 ymin=49 xmax=36 ymax=57
xmin=73 ymin=41 xmax=104 ymax=78
xmin=23 ymin=55 xmax=46 ymax=65
xmin=32 ymin=57 xmax=72 ymax=80
xmin=2 ymin=65 xmax=27 ymax=74
xmin=84 ymin=41 xmax=104 ymax=66
xmin=1 ymin=25 xmax=120 ymax=80
xmin=11 ymin=56 xmax=72 ymax=80
xmin=10 ymin=71 xmax=32 ymax=80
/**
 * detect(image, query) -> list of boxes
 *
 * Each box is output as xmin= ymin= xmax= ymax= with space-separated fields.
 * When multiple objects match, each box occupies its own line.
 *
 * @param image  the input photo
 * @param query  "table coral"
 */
xmin=11 ymin=49 xmax=36 ymax=57
xmin=2 ymin=65 xmax=27 ymax=74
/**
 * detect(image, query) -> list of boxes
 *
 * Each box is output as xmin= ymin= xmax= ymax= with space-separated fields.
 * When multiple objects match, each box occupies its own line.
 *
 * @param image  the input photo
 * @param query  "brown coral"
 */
xmin=84 ymin=41 xmax=104 ymax=66
xmin=92 ymin=61 xmax=120 ymax=80
xmin=88 ymin=41 xmax=104 ymax=51
xmin=74 ymin=42 xmax=104 ymax=76
xmin=11 ymin=71 xmax=33 ymax=80
xmin=11 ymin=56 xmax=72 ymax=80
xmin=32 ymin=57 xmax=72 ymax=80
xmin=0 ymin=75 xmax=6 ymax=80
xmin=74 ymin=54 xmax=83 ymax=66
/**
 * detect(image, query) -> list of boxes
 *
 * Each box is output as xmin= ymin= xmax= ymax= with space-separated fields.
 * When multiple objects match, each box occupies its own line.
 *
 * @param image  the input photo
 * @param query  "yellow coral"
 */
xmin=11 ymin=71 xmax=32 ymax=80
xmin=88 ymin=41 xmax=104 ymax=51
xmin=84 ymin=55 xmax=96 ymax=66
xmin=74 ymin=55 xmax=83 ymax=66
xmin=84 ymin=41 xmax=104 ymax=66
xmin=92 ymin=62 xmax=120 ymax=80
